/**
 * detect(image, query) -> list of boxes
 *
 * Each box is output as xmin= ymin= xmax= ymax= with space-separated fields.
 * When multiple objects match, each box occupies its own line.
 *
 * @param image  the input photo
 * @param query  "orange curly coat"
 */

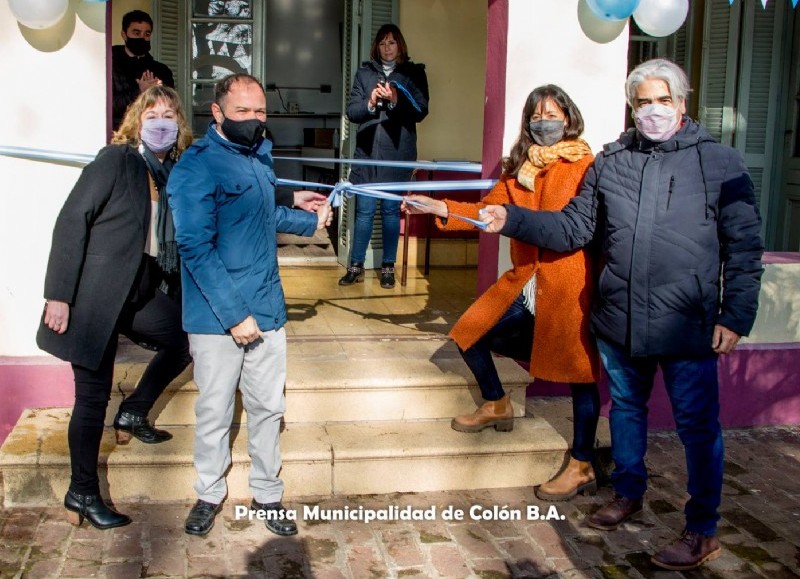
xmin=439 ymin=155 xmax=600 ymax=383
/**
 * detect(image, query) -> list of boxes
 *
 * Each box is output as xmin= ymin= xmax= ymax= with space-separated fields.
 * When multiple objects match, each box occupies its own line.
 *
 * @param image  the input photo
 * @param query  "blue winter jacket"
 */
xmin=500 ymin=118 xmax=764 ymax=357
xmin=167 ymin=125 xmax=317 ymax=334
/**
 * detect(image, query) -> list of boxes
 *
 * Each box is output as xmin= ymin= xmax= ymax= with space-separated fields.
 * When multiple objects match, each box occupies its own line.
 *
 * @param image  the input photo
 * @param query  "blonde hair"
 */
xmin=112 ymin=85 xmax=193 ymax=155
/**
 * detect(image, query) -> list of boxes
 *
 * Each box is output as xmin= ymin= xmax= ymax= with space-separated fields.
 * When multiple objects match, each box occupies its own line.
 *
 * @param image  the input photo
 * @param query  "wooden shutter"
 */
xmin=154 ymin=0 xmax=184 ymax=99
xmin=698 ymin=0 xmax=740 ymax=145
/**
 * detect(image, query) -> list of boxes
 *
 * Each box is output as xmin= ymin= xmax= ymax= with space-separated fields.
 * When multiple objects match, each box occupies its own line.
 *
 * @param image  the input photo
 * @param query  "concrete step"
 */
xmin=0 ymin=400 xmax=610 ymax=507
xmin=109 ymin=357 xmax=532 ymax=425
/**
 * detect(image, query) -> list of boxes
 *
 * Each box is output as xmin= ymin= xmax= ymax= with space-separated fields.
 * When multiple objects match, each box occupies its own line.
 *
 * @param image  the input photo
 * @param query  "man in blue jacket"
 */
xmin=168 ymin=73 xmax=331 ymax=538
xmin=480 ymin=59 xmax=763 ymax=571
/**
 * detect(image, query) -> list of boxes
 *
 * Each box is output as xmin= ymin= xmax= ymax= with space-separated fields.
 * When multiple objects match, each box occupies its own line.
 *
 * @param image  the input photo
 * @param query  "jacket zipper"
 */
xmin=666 ymin=175 xmax=675 ymax=210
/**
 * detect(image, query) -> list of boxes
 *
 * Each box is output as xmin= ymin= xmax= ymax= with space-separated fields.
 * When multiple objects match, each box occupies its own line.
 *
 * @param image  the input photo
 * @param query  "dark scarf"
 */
xmin=138 ymin=143 xmax=179 ymax=275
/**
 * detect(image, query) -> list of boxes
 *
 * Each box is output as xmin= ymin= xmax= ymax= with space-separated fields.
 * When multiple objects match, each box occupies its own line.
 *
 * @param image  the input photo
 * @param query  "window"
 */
xmin=188 ymin=1 xmax=262 ymax=134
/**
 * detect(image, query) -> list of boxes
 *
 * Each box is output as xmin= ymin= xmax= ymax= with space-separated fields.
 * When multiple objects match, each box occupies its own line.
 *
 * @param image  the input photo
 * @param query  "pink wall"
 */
xmin=0 ymin=357 xmax=73 ymax=444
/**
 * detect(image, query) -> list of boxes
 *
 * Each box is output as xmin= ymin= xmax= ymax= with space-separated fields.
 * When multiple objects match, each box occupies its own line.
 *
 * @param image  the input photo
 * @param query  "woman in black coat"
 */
xmin=339 ymin=23 xmax=429 ymax=289
xmin=37 ymin=86 xmax=193 ymax=529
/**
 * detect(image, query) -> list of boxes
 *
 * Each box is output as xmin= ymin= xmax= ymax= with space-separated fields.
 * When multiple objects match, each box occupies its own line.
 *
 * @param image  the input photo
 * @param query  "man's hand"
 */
xmin=230 ymin=315 xmax=261 ymax=346
xmin=137 ymin=70 xmax=162 ymax=93
xmin=44 ymin=300 xmax=70 ymax=334
xmin=479 ymin=205 xmax=508 ymax=233
xmin=293 ymin=190 xmax=327 ymax=212
xmin=712 ymin=324 xmax=741 ymax=354
xmin=316 ymin=203 xmax=333 ymax=230
xmin=402 ymin=194 xmax=447 ymax=218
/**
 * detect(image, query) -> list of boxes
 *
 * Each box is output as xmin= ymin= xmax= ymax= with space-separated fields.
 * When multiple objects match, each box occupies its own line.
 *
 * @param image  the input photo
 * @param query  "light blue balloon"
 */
xmin=586 ymin=0 xmax=641 ymax=21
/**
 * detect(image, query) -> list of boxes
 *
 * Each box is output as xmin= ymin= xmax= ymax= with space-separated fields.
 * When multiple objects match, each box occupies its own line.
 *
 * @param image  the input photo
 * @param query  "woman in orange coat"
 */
xmin=403 ymin=85 xmax=600 ymax=501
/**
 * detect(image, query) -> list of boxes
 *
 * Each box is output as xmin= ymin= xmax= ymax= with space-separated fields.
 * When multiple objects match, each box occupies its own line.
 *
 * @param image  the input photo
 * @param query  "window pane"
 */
xmin=191 ymin=22 xmax=253 ymax=80
xmin=192 ymin=0 xmax=252 ymax=19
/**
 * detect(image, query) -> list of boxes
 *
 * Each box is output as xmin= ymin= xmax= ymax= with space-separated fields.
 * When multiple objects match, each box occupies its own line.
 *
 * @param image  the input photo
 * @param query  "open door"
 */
xmin=336 ymin=0 xmax=398 ymax=268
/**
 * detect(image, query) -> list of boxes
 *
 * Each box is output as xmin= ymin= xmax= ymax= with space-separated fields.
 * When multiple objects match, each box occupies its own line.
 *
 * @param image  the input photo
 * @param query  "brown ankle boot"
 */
xmin=535 ymin=456 xmax=597 ymax=501
xmin=451 ymin=394 xmax=513 ymax=433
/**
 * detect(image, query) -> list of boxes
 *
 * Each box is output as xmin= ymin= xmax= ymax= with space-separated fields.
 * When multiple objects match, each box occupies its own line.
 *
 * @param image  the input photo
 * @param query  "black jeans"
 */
xmin=68 ymin=289 xmax=191 ymax=495
xmin=458 ymin=293 xmax=600 ymax=461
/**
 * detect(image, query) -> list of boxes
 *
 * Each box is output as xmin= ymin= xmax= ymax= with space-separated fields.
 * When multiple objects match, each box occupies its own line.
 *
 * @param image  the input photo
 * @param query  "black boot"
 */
xmin=338 ymin=263 xmax=365 ymax=285
xmin=380 ymin=263 xmax=396 ymax=289
xmin=113 ymin=410 xmax=172 ymax=444
xmin=64 ymin=490 xmax=131 ymax=529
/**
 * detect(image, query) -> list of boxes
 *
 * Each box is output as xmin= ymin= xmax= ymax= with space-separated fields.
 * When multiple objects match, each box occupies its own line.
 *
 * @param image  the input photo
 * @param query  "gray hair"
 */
xmin=625 ymin=58 xmax=691 ymax=107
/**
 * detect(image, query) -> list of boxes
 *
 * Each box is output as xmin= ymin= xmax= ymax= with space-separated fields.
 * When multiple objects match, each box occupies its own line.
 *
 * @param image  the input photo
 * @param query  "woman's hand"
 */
xmin=402 ymin=195 xmax=447 ymax=218
xmin=369 ymin=82 xmax=394 ymax=109
xmin=316 ymin=202 xmax=333 ymax=230
xmin=479 ymin=205 xmax=508 ymax=233
xmin=44 ymin=300 xmax=70 ymax=334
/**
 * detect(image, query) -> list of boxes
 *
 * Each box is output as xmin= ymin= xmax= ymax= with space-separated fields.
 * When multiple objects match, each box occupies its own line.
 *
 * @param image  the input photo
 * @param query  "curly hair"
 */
xmin=502 ymin=85 xmax=585 ymax=177
xmin=112 ymin=85 xmax=193 ymax=155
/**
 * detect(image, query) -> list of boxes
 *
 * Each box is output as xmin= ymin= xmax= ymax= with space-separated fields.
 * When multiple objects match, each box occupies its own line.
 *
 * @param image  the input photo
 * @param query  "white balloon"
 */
xmin=633 ymin=0 xmax=689 ymax=37
xmin=8 ymin=0 xmax=69 ymax=29
xmin=578 ymin=0 xmax=629 ymax=44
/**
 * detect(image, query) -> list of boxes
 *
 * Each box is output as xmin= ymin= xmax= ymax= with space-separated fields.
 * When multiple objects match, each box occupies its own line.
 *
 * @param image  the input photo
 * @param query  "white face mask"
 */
xmin=634 ymin=103 xmax=681 ymax=142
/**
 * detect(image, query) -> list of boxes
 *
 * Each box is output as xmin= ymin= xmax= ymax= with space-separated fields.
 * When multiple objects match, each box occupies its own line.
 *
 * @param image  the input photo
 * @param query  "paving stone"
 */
xmin=2 ymin=424 xmax=799 ymax=578
xmin=428 ymin=542 xmax=471 ymax=578
xmin=22 ymin=557 xmax=63 ymax=579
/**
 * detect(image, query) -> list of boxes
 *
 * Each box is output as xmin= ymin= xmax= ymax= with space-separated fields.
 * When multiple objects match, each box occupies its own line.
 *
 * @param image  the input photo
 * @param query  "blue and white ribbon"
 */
xmin=278 ymin=178 xmax=493 ymax=229
xmin=1 ymin=145 xmax=495 ymax=230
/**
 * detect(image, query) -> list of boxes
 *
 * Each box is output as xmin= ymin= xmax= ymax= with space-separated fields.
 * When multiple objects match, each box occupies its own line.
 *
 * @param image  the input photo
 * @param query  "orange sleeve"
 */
xmin=436 ymin=178 xmax=512 ymax=232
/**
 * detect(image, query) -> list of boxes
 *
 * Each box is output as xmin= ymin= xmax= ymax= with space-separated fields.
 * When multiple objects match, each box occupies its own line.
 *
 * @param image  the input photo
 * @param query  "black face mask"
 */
xmin=125 ymin=37 xmax=151 ymax=57
xmin=221 ymin=117 xmax=266 ymax=149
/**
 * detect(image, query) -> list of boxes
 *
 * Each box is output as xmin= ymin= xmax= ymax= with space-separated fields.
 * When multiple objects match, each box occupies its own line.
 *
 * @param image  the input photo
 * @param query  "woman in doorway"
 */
xmin=402 ymin=85 xmax=601 ymax=501
xmin=339 ymin=23 xmax=429 ymax=289
xmin=37 ymin=86 xmax=193 ymax=529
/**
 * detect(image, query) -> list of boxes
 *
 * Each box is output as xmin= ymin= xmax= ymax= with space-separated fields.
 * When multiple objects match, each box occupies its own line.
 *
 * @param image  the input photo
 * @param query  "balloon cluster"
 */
xmin=7 ymin=0 xmax=69 ymax=29
xmin=583 ymin=0 xmax=689 ymax=38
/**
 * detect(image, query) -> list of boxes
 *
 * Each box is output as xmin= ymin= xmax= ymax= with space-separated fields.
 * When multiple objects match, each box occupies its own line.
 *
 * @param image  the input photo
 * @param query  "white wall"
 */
xmin=497 ymin=0 xmax=630 ymax=276
xmin=0 ymin=0 xmax=107 ymax=357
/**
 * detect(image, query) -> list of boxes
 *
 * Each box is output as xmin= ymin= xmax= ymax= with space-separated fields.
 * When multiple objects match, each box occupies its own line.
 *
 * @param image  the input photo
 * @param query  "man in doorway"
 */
xmin=167 ymin=73 xmax=331 ymax=537
xmin=112 ymin=10 xmax=175 ymax=130
xmin=479 ymin=58 xmax=764 ymax=571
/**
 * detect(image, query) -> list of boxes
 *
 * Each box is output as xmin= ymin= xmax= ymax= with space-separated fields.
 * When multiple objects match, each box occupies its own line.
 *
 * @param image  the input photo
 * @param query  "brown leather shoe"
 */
xmin=587 ymin=495 xmax=643 ymax=530
xmin=536 ymin=456 xmax=597 ymax=501
xmin=451 ymin=394 xmax=513 ymax=433
xmin=651 ymin=530 xmax=721 ymax=570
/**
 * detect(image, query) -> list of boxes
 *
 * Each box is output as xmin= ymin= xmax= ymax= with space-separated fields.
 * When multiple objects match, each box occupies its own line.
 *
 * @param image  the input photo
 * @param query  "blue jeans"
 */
xmin=459 ymin=294 xmax=600 ymax=460
xmin=596 ymin=337 xmax=723 ymax=536
xmin=350 ymin=196 xmax=400 ymax=265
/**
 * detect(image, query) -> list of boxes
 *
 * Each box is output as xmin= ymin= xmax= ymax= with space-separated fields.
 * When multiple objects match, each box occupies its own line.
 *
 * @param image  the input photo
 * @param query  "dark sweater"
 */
xmin=112 ymin=44 xmax=175 ymax=130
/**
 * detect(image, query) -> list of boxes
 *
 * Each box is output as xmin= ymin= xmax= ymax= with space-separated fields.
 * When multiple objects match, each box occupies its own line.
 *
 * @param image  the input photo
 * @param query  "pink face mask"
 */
xmin=634 ymin=104 xmax=681 ymax=143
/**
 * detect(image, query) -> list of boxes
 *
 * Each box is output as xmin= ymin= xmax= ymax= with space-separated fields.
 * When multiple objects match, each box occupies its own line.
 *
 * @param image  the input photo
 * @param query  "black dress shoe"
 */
xmin=251 ymin=499 xmax=298 ymax=536
xmin=64 ymin=490 xmax=131 ymax=530
xmin=185 ymin=499 xmax=222 ymax=536
xmin=113 ymin=411 xmax=172 ymax=444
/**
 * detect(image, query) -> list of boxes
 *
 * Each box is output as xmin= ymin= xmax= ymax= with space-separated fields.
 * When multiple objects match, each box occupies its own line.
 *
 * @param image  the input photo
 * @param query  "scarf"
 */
xmin=517 ymin=138 xmax=592 ymax=315
xmin=516 ymin=139 xmax=593 ymax=193
xmin=138 ymin=143 xmax=179 ymax=275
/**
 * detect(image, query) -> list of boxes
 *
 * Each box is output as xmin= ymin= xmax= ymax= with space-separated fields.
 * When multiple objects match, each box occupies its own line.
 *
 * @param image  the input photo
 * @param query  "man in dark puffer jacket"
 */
xmin=480 ymin=59 xmax=763 ymax=571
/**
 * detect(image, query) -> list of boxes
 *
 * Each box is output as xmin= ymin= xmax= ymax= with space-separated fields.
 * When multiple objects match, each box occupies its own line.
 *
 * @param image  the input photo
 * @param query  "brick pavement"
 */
xmin=1 ymin=425 xmax=799 ymax=578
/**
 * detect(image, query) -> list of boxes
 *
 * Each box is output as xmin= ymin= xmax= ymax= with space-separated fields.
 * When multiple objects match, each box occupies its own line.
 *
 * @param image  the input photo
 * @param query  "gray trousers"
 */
xmin=189 ymin=329 xmax=287 ymax=504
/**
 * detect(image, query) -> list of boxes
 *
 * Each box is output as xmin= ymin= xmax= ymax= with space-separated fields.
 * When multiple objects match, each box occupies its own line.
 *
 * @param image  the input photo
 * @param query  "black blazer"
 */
xmin=37 ymin=145 xmax=152 ymax=370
